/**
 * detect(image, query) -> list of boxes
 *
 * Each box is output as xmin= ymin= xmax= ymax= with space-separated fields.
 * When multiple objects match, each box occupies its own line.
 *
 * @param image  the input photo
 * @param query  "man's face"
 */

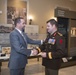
xmin=19 ymin=19 xmax=26 ymax=30
xmin=47 ymin=22 xmax=54 ymax=33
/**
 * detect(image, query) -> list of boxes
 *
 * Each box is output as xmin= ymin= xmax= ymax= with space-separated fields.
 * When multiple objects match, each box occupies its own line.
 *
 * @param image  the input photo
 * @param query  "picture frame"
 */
xmin=7 ymin=0 xmax=27 ymax=25
xmin=2 ymin=47 xmax=11 ymax=54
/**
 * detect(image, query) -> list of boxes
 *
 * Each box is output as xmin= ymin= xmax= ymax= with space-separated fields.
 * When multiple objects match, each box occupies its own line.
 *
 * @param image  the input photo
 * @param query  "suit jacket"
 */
xmin=8 ymin=29 xmax=41 ymax=69
xmin=39 ymin=31 xmax=67 ymax=70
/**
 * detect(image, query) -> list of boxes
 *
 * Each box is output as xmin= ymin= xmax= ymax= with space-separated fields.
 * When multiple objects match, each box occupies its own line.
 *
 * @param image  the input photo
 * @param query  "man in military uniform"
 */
xmin=36 ymin=19 xmax=67 ymax=75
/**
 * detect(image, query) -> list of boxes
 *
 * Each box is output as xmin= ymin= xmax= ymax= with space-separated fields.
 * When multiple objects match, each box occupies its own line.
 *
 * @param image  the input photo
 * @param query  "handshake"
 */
xmin=31 ymin=47 xmax=46 ymax=58
xmin=31 ymin=48 xmax=38 ymax=56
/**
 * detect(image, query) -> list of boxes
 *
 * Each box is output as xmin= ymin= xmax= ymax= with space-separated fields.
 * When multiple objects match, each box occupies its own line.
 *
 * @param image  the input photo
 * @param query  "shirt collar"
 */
xmin=15 ymin=28 xmax=22 ymax=34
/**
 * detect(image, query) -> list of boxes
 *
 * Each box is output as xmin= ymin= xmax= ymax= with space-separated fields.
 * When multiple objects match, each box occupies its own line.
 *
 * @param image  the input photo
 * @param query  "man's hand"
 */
xmin=32 ymin=49 xmax=38 ymax=56
xmin=39 ymin=52 xmax=46 ymax=58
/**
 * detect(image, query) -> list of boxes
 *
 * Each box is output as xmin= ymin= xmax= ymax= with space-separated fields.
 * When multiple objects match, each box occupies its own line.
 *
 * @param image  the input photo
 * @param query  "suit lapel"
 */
xmin=21 ymin=32 xmax=27 ymax=44
xmin=15 ymin=29 xmax=27 ymax=44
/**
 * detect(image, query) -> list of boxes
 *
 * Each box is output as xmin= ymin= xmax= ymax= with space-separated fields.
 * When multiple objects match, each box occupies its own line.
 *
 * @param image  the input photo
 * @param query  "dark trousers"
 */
xmin=10 ymin=68 xmax=25 ymax=75
xmin=45 ymin=67 xmax=59 ymax=75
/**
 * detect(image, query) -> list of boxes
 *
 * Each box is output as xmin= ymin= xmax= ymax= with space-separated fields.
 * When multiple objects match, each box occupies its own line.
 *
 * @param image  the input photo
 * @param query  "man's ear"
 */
xmin=17 ymin=23 xmax=20 ymax=26
xmin=53 ymin=24 xmax=55 ymax=28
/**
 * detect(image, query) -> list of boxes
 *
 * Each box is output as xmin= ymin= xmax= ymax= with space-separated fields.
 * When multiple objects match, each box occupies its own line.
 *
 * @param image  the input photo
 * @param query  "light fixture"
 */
xmin=29 ymin=15 xmax=33 ymax=25
xmin=0 ymin=11 xmax=2 ymax=14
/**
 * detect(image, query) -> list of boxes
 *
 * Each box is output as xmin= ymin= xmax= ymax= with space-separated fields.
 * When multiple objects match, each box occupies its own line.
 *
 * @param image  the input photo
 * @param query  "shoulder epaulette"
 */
xmin=57 ymin=32 xmax=63 ymax=36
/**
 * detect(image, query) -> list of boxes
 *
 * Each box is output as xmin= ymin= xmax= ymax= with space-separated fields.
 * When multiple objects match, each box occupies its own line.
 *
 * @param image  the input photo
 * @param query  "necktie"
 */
xmin=21 ymin=32 xmax=27 ymax=44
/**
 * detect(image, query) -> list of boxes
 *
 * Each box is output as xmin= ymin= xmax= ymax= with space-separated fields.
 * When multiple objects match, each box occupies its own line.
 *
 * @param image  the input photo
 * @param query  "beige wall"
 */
xmin=29 ymin=0 xmax=76 ymax=33
xmin=0 ymin=0 xmax=7 ymax=24
xmin=0 ymin=0 xmax=76 ymax=33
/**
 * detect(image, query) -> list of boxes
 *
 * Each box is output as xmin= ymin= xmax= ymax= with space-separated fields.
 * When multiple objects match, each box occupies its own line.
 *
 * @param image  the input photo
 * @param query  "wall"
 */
xmin=0 ymin=0 xmax=76 ymax=33
xmin=29 ymin=0 xmax=76 ymax=33
xmin=0 ymin=0 xmax=7 ymax=24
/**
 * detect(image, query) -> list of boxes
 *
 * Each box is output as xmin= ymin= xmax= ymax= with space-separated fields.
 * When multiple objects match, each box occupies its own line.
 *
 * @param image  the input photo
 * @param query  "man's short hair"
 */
xmin=14 ymin=17 xmax=24 ymax=26
xmin=46 ymin=19 xmax=58 ymax=27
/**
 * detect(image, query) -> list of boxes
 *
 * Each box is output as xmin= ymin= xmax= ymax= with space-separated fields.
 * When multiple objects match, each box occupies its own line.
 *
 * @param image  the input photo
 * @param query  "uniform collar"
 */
xmin=50 ymin=31 xmax=58 ymax=37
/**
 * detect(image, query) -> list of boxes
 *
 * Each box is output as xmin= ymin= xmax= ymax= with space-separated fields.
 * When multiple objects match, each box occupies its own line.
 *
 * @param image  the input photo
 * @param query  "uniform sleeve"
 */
xmin=36 ymin=43 xmax=46 ymax=53
xmin=47 ymin=36 xmax=67 ymax=59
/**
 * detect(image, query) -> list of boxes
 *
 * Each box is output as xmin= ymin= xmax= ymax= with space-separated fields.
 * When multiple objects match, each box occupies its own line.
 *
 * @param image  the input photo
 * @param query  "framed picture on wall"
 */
xmin=7 ymin=0 xmax=27 ymax=25
xmin=7 ymin=7 xmax=27 ymax=24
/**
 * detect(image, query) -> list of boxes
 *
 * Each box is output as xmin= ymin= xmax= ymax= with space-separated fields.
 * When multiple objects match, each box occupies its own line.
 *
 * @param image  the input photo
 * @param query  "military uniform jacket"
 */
xmin=39 ymin=31 xmax=66 ymax=70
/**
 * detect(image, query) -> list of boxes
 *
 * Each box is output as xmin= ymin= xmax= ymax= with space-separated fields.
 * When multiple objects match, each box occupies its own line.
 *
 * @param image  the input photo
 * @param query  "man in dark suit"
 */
xmin=8 ymin=17 xmax=42 ymax=75
xmin=36 ymin=19 xmax=67 ymax=75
